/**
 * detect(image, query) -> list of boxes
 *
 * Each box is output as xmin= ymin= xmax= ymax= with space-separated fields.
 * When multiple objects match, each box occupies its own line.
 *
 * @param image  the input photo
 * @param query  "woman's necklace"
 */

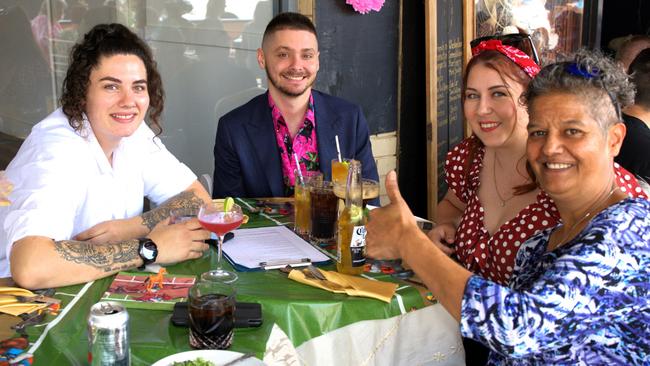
xmin=551 ymin=185 xmax=619 ymax=250
xmin=492 ymin=150 xmax=515 ymax=207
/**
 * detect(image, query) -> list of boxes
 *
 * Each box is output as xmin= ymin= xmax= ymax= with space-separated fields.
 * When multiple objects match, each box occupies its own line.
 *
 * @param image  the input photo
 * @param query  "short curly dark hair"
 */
xmin=524 ymin=49 xmax=635 ymax=130
xmin=462 ymin=50 xmax=537 ymax=195
xmin=60 ymin=23 xmax=164 ymax=135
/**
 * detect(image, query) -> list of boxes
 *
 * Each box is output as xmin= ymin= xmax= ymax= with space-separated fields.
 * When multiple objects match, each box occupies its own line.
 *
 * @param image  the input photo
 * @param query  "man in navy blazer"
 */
xmin=212 ymin=12 xmax=379 ymax=203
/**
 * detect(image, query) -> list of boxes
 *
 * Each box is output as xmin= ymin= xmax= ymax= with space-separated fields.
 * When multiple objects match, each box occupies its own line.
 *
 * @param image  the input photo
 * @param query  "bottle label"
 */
xmin=350 ymin=225 xmax=366 ymax=267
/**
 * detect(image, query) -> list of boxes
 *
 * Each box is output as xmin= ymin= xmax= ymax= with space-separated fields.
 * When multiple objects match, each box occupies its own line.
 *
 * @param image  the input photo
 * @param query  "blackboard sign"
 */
xmin=436 ymin=0 xmax=465 ymax=201
xmin=315 ymin=1 xmax=399 ymax=134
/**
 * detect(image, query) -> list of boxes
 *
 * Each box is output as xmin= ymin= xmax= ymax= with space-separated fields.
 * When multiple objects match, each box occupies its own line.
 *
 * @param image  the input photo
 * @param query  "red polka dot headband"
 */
xmin=471 ymin=39 xmax=541 ymax=78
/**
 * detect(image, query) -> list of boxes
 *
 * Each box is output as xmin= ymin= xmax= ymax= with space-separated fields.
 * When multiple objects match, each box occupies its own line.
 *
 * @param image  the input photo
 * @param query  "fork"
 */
xmin=15 ymin=295 xmax=60 ymax=304
xmin=305 ymin=265 xmax=327 ymax=280
xmin=301 ymin=267 xmax=346 ymax=290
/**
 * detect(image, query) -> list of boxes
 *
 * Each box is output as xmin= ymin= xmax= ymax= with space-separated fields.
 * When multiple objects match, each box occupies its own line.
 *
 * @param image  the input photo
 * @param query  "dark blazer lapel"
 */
xmin=314 ymin=91 xmax=342 ymax=181
xmin=243 ymin=93 xmax=284 ymax=196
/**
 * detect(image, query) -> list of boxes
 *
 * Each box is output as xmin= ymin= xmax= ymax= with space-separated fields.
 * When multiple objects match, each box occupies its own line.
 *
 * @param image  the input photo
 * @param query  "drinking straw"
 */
xmin=293 ymin=153 xmax=305 ymax=186
xmin=335 ymin=135 xmax=342 ymax=162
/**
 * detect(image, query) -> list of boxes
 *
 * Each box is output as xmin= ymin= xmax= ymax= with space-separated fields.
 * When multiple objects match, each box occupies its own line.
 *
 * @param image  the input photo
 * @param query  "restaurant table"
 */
xmin=3 ymin=198 xmax=464 ymax=365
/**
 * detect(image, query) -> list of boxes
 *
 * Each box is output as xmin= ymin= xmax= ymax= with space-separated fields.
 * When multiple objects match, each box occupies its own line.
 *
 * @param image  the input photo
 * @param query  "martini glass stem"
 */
xmin=216 ymin=234 xmax=225 ymax=271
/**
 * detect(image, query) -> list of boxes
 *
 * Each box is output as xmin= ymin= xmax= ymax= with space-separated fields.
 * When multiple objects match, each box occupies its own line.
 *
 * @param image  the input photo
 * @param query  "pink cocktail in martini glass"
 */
xmin=198 ymin=201 xmax=243 ymax=283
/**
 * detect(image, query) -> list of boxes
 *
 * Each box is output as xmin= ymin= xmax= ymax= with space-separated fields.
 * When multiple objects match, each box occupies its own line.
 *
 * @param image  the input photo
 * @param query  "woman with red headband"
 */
xmin=366 ymin=49 xmax=650 ymax=365
xmin=429 ymin=35 xmax=646 ymax=287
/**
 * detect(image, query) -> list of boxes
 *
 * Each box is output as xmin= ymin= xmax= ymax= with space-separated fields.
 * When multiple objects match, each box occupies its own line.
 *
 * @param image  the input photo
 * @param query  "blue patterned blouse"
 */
xmin=460 ymin=198 xmax=650 ymax=365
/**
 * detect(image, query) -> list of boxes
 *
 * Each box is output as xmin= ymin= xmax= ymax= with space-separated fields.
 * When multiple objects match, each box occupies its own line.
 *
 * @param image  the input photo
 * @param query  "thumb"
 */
xmin=385 ymin=171 xmax=404 ymax=205
xmin=444 ymin=225 xmax=456 ymax=243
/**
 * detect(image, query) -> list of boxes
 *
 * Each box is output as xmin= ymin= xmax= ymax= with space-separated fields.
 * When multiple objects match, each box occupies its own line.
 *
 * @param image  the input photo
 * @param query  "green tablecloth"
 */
xmin=23 ymin=199 xmax=425 ymax=365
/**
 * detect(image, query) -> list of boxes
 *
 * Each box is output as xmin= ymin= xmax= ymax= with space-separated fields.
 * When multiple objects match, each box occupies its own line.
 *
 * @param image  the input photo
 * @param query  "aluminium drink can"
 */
xmin=87 ymin=301 xmax=130 ymax=366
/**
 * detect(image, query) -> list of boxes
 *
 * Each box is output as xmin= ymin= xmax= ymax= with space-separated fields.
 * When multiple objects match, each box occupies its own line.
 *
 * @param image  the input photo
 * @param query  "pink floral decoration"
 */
xmin=346 ymin=0 xmax=385 ymax=14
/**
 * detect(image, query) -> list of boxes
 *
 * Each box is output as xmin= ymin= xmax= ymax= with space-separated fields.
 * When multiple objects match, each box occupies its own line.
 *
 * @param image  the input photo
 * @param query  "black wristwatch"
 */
xmin=137 ymin=238 xmax=158 ymax=270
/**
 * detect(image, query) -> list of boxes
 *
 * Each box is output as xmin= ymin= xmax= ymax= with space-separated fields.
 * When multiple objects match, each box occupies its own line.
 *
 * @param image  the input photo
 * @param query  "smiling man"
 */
xmin=212 ymin=12 xmax=378 ymax=199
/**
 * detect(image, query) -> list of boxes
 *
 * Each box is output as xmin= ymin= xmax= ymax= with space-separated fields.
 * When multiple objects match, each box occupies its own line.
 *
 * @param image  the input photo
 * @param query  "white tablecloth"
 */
xmin=264 ymin=304 xmax=465 ymax=366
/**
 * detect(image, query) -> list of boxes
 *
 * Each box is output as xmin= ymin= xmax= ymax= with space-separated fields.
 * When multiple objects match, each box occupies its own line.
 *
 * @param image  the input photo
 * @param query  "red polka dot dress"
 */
xmin=614 ymin=162 xmax=649 ymax=199
xmin=444 ymin=136 xmax=647 ymax=285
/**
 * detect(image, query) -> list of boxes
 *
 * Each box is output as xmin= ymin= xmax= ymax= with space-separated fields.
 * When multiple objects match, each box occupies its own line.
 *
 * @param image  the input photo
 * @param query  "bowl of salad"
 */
xmin=152 ymin=350 xmax=263 ymax=366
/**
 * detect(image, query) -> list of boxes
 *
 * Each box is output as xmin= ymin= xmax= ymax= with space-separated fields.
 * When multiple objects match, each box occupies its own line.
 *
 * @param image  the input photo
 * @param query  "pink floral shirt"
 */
xmin=269 ymin=93 xmax=319 ymax=194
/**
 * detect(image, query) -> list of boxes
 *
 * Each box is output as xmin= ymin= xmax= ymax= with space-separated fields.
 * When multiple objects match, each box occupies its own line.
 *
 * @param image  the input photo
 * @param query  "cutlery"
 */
xmin=15 ymin=295 xmax=60 ymax=304
xmin=301 ymin=267 xmax=346 ymax=290
xmin=11 ymin=311 xmax=46 ymax=334
xmin=306 ymin=265 xmax=327 ymax=280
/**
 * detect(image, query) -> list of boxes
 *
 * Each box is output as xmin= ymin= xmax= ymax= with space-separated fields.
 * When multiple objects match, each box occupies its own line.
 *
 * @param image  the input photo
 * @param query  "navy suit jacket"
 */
xmin=213 ymin=90 xmax=379 ymax=204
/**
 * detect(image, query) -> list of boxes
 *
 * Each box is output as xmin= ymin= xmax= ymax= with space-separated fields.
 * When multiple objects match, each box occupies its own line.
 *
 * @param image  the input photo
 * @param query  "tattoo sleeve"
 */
xmin=54 ymin=239 xmax=140 ymax=273
xmin=141 ymin=190 xmax=204 ymax=230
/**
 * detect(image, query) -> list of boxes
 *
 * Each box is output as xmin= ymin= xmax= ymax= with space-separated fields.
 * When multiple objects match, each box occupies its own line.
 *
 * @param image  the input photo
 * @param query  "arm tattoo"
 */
xmin=54 ymin=239 xmax=140 ymax=273
xmin=141 ymin=190 xmax=204 ymax=230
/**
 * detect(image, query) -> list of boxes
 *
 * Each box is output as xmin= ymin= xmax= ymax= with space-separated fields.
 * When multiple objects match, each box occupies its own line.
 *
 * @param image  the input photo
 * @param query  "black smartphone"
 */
xmin=171 ymin=301 xmax=262 ymax=328
xmin=234 ymin=302 xmax=263 ymax=327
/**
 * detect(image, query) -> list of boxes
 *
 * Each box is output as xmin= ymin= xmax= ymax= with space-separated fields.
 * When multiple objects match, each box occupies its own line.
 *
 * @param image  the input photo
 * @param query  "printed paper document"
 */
xmin=223 ymin=226 xmax=330 ymax=269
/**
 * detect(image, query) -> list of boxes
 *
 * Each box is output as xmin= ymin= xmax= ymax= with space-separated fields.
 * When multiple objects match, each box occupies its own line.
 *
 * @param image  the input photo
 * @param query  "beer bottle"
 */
xmin=336 ymin=160 xmax=366 ymax=275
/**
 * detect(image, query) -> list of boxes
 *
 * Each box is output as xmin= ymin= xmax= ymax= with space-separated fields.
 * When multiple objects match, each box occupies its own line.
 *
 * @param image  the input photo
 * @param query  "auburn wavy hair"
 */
xmin=461 ymin=50 xmax=537 ymax=195
xmin=60 ymin=23 xmax=164 ymax=135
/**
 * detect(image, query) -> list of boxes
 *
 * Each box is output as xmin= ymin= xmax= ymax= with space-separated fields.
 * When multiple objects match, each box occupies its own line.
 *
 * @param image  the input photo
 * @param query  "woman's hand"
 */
xmin=427 ymin=223 xmax=457 ymax=256
xmin=367 ymin=171 xmax=473 ymax=322
xmin=366 ymin=171 xmax=421 ymax=260
xmin=148 ymin=218 xmax=211 ymax=263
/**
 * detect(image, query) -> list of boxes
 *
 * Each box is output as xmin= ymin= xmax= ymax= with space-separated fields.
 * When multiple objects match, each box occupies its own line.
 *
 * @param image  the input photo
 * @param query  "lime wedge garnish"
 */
xmin=223 ymin=197 xmax=235 ymax=212
xmin=349 ymin=205 xmax=363 ymax=223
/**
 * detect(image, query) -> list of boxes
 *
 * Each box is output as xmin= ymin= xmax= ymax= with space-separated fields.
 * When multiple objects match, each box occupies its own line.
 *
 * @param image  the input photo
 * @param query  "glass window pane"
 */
xmin=474 ymin=0 xmax=585 ymax=63
xmin=147 ymin=0 xmax=274 ymax=176
xmin=0 ymin=2 xmax=58 ymax=138
xmin=0 ymin=0 xmax=288 ymax=179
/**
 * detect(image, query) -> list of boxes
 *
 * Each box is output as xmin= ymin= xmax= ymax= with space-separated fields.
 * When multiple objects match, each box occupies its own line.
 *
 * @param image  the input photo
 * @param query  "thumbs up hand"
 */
xmin=366 ymin=171 xmax=419 ymax=260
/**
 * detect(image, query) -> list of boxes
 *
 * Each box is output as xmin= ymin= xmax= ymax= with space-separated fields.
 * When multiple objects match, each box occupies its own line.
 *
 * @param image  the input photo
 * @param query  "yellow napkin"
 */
xmin=0 ymin=287 xmax=48 ymax=316
xmin=0 ymin=303 xmax=48 ymax=316
xmin=288 ymin=269 xmax=398 ymax=303
xmin=0 ymin=287 xmax=34 ymax=297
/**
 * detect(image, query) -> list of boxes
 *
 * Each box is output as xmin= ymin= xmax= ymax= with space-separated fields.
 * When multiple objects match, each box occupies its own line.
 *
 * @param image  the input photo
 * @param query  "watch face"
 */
xmin=140 ymin=240 xmax=157 ymax=261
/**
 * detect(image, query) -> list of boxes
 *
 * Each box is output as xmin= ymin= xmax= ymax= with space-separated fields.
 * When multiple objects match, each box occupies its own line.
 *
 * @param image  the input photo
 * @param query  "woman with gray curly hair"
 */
xmin=365 ymin=48 xmax=650 ymax=364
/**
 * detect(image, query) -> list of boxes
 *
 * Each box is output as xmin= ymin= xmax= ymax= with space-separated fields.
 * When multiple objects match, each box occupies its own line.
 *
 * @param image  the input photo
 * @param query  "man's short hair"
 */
xmin=262 ymin=12 xmax=317 ymax=47
xmin=629 ymin=48 xmax=650 ymax=108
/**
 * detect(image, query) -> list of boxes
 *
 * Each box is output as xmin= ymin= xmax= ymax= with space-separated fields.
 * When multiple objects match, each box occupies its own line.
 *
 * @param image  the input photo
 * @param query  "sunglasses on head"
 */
xmin=470 ymin=33 xmax=540 ymax=65
xmin=564 ymin=63 xmax=623 ymax=121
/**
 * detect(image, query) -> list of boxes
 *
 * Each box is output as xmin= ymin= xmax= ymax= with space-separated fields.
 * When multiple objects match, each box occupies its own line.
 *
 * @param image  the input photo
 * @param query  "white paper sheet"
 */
xmin=222 ymin=226 xmax=330 ymax=269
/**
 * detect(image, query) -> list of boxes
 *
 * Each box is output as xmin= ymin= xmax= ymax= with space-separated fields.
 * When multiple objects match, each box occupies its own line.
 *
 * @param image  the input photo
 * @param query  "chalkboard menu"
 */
xmin=436 ymin=0 xmax=465 ymax=201
xmin=314 ymin=1 xmax=399 ymax=134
